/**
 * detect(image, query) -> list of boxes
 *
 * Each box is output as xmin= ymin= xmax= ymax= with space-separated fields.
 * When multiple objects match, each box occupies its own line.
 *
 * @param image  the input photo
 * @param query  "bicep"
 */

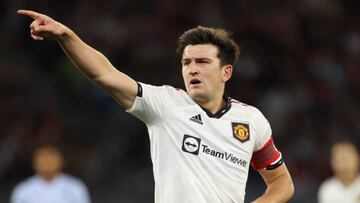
xmin=95 ymin=68 xmax=138 ymax=109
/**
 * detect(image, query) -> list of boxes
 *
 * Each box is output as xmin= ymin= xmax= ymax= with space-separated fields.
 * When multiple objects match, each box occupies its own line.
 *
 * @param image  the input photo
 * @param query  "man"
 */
xmin=17 ymin=10 xmax=294 ymax=203
xmin=11 ymin=145 xmax=91 ymax=203
xmin=318 ymin=141 xmax=360 ymax=203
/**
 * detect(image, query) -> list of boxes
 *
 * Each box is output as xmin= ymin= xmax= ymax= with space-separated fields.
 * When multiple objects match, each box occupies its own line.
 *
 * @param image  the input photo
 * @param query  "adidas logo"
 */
xmin=190 ymin=114 xmax=203 ymax=125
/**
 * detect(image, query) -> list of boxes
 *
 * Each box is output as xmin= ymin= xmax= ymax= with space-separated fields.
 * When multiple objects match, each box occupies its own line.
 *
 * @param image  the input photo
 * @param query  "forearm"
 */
xmin=252 ymin=174 xmax=294 ymax=203
xmin=253 ymin=164 xmax=295 ymax=203
xmin=57 ymin=27 xmax=115 ymax=82
xmin=18 ymin=9 xmax=141 ymax=108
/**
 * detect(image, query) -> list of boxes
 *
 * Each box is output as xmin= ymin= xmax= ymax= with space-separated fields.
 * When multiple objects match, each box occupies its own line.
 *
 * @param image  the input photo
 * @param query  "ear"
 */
xmin=222 ymin=65 xmax=233 ymax=82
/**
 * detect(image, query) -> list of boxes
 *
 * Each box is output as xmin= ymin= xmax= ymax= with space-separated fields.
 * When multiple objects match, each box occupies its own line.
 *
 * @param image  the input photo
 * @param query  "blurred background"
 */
xmin=1 ymin=0 xmax=360 ymax=202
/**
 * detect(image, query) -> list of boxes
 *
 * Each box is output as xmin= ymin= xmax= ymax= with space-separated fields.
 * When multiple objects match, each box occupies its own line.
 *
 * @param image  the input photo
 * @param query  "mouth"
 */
xmin=190 ymin=78 xmax=202 ymax=85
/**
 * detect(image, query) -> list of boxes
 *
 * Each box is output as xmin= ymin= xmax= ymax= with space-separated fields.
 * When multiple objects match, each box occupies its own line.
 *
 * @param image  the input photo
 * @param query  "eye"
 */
xmin=196 ymin=59 xmax=210 ymax=64
xmin=182 ymin=60 xmax=190 ymax=66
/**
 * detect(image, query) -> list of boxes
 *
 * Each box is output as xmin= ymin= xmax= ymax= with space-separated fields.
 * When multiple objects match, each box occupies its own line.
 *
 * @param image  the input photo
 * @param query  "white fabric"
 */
xmin=318 ymin=176 xmax=360 ymax=203
xmin=127 ymin=83 xmax=277 ymax=203
xmin=11 ymin=173 xmax=91 ymax=203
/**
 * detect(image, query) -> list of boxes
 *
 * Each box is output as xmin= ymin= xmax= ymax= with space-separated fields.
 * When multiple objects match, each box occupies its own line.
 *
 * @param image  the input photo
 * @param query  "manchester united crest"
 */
xmin=232 ymin=122 xmax=250 ymax=143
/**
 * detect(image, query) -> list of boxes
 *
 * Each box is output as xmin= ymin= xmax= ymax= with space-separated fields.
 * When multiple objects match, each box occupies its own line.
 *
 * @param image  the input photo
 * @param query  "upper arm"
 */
xmin=10 ymin=186 xmax=23 ymax=203
xmin=126 ymin=83 xmax=175 ymax=124
xmin=250 ymin=108 xmax=294 ymax=202
xmin=74 ymin=181 xmax=91 ymax=203
xmin=317 ymin=184 xmax=327 ymax=203
xmin=251 ymin=108 xmax=282 ymax=171
xmin=94 ymin=67 xmax=138 ymax=110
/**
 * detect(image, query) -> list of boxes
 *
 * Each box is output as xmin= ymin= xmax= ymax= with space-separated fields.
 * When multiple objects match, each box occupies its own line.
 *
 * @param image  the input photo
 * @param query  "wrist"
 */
xmin=57 ymin=25 xmax=74 ymax=43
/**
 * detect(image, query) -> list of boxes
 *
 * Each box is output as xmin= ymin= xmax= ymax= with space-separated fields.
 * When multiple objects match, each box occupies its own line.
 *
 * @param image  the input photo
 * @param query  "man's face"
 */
xmin=33 ymin=148 xmax=64 ymax=181
xmin=331 ymin=143 xmax=359 ymax=180
xmin=181 ymin=44 xmax=232 ymax=103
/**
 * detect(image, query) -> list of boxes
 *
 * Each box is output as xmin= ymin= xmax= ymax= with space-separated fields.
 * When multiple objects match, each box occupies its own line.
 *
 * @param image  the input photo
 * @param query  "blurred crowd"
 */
xmin=0 ymin=0 xmax=359 ymax=202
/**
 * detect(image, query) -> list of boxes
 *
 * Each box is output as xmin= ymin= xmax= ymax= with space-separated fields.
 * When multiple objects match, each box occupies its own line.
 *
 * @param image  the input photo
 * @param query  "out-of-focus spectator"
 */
xmin=10 ymin=145 xmax=91 ymax=203
xmin=318 ymin=141 xmax=360 ymax=203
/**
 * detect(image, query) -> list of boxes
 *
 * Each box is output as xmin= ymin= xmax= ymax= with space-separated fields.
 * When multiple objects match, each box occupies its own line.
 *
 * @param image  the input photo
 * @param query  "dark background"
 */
xmin=1 ymin=0 xmax=360 ymax=202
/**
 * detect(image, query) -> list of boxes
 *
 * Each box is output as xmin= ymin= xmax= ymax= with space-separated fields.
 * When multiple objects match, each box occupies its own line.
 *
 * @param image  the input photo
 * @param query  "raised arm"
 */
xmin=17 ymin=10 xmax=138 ymax=109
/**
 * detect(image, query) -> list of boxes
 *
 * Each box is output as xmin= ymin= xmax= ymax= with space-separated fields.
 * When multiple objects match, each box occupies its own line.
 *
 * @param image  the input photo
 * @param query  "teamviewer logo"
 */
xmin=182 ymin=134 xmax=201 ymax=155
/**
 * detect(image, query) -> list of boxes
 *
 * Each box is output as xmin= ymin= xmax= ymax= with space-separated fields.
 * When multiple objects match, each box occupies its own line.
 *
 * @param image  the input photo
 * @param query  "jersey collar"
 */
xmin=199 ymin=96 xmax=231 ymax=119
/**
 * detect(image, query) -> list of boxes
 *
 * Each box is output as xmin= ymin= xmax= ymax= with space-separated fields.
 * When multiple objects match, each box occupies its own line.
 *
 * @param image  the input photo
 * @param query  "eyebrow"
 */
xmin=182 ymin=57 xmax=212 ymax=62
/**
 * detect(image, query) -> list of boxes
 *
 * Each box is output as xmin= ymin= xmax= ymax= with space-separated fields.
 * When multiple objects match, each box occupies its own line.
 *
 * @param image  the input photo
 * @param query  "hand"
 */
xmin=17 ymin=10 xmax=67 ymax=41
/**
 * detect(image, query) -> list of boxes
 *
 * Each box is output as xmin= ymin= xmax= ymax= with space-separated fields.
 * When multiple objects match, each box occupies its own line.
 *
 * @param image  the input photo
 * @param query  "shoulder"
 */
xmin=12 ymin=176 xmax=39 ymax=194
xmin=318 ymin=176 xmax=344 ymax=202
xmin=59 ymin=174 xmax=85 ymax=186
xmin=230 ymin=98 xmax=266 ymax=121
xmin=146 ymin=83 xmax=191 ymax=103
xmin=139 ymin=83 xmax=187 ymax=97
xmin=319 ymin=177 xmax=340 ymax=191
xmin=60 ymin=174 xmax=89 ymax=197
xmin=352 ymin=176 xmax=360 ymax=188
xmin=160 ymin=85 xmax=188 ymax=99
xmin=164 ymin=85 xmax=187 ymax=95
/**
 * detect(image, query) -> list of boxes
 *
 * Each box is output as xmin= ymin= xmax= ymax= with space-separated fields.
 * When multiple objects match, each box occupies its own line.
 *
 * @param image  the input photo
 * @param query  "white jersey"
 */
xmin=10 ymin=173 xmax=91 ymax=203
xmin=128 ymin=83 xmax=282 ymax=203
xmin=318 ymin=176 xmax=360 ymax=203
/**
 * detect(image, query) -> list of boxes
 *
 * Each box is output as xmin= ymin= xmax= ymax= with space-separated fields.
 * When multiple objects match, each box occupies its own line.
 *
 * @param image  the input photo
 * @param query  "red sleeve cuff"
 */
xmin=251 ymin=137 xmax=281 ymax=170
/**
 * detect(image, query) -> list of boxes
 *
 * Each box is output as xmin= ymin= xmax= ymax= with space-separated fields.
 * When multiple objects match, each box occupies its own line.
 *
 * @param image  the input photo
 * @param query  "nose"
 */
xmin=188 ymin=62 xmax=198 ymax=75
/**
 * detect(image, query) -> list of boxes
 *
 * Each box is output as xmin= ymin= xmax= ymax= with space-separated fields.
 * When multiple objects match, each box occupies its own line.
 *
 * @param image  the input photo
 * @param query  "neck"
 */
xmin=39 ymin=173 xmax=59 ymax=182
xmin=338 ymin=173 xmax=358 ymax=186
xmin=197 ymin=95 xmax=226 ymax=114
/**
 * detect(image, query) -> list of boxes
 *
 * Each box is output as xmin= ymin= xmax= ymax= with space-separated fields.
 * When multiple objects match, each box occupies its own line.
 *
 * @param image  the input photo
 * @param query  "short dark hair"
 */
xmin=177 ymin=26 xmax=240 ymax=66
xmin=330 ymin=137 xmax=360 ymax=152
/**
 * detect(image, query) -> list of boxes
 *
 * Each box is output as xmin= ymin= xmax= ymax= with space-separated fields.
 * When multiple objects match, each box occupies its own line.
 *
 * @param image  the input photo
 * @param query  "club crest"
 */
xmin=232 ymin=123 xmax=250 ymax=143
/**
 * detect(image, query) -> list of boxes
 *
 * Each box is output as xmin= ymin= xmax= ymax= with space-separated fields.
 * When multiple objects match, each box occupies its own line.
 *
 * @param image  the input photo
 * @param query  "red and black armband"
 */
xmin=251 ymin=137 xmax=283 ymax=170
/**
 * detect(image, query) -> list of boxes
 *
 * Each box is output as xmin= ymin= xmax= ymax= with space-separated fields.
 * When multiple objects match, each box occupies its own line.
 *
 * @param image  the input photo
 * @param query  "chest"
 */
xmin=325 ymin=183 xmax=360 ymax=203
xmin=23 ymin=183 xmax=76 ymax=203
xmin=157 ymin=105 xmax=256 ymax=168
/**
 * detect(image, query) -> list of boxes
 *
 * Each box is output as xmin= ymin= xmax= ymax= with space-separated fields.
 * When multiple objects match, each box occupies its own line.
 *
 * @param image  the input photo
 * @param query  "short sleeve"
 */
xmin=73 ymin=180 xmax=91 ymax=203
xmin=10 ymin=184 xmax=24 ymax=203
xmin=318 ymin=182 xmax=328 ymax=203
xmin=127 ymin=82 xmax=172 ymax=125
xmin=251 ymin=108 xmax=282 ymax=170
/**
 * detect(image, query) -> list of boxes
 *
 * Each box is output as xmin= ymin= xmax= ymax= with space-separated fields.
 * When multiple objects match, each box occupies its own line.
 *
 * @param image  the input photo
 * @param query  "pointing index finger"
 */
xmin=17 ymin=10 xmax=43 ymax=19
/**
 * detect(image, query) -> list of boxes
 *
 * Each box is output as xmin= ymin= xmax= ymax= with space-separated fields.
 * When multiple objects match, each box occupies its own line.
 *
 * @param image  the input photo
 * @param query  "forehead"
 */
xmin=34 ymin=148 xmax=61 ymax=159
xmin=332 ymin=143 xmax=358 ymax=156
xmin=182 ymin=44 xmax=219 ymax=59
